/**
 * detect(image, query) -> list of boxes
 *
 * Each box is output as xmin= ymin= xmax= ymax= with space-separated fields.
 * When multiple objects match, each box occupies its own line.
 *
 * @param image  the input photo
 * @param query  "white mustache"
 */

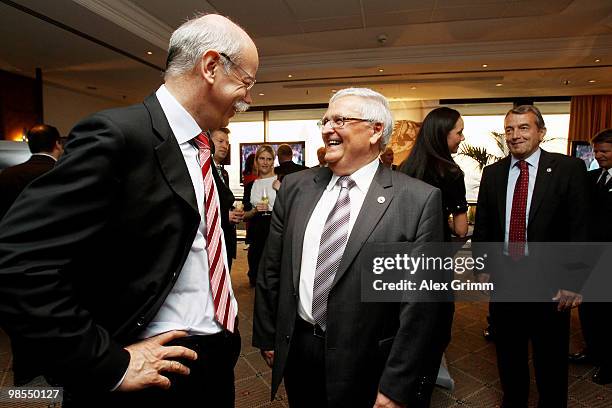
xmin=234 ymin=100 xmax=250 ymax=112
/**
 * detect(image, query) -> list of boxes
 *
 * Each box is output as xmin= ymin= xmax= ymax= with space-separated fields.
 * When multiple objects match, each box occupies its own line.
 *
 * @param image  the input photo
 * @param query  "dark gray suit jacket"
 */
xmin=253 ymin=164 xmax=446 ymax=406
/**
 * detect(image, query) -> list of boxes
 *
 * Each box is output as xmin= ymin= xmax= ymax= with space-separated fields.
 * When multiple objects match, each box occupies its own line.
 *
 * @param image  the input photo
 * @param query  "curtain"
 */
xmin=567 ymin=95 xmax=612 ymax=153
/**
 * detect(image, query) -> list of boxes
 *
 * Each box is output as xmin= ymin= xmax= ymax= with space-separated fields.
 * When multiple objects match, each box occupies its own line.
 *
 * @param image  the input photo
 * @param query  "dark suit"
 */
xmin=0 ymin=154 xmax=56 ymax=220
xmin=274 ymin=160 xmax=307 ymax=181
xmin=253 ymin=164 xmax=447 ymax=407
xmin=473 ymin=149 xmax=590 ymax=407
xmin=578 ymin=168 xmax=612 ymax=371
xmin=0 ymin=94 xmax=238 ymax=402
xmin=216 ymin=164 xmax=237 ymax=270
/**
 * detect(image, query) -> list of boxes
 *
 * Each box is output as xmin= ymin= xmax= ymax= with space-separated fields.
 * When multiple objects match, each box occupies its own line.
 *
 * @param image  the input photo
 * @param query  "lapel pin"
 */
xmin=546 ymin=168 xmax=552 ymax=173
xmin=377 ymin=196 xmax=386 ymax=203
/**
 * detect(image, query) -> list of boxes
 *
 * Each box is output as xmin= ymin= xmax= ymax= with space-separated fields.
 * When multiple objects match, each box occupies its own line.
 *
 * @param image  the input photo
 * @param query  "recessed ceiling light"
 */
xmin=588 ymin=79 xmax=596 ymax=83
xmin=146 ymin=51 xmax=153 ymax=55
xmin=378 ymin=69 xmax=384 ymax=72
xmin=482 ymin=64 xmax=488 ymax=68
xmin=495 ymin=83 xmax=503 ymax=87
xmin=331 ymin=89 xmax=337 ymax=93
xmin=287 ymin=74 xmax=293 ymax=78
xmin=410 ymin=86 xmax=417 ymax=90
xmin=258 ymin=93 xmax=265 ymax=96
xmin=595 ymin=58 xmax=601 ymax=63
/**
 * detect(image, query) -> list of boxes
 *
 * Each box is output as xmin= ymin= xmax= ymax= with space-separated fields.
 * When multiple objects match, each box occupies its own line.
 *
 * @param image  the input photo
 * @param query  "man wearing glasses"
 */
xmin=0 ymin=14 xmax=257 ymax=407
xmin=253 ymin=88 xmax=446 ymax=407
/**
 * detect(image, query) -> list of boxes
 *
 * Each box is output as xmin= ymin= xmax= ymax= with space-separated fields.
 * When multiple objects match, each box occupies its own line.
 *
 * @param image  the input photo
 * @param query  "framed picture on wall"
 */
xmin=570 ymin=140 xmax=597 ymax=169
xmin=239 ymin=141 xmax=306 ymax=184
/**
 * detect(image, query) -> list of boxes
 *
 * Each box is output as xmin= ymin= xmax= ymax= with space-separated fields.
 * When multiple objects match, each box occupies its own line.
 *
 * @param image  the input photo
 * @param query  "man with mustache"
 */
xmin=0 ymin=13 xmax=258 ymax=408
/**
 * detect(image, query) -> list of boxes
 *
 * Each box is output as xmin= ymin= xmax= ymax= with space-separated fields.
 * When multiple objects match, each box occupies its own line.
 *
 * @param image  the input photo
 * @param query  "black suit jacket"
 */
xmin=274 ymin=160 xmax=308 ymax=181
xmin=0 ymin=94 xmax=207 ymax=391
xmin=588 ymin=169 xmax=612 ymax=242
xmin=253 ymin=164 xmax=446 ymax=406
xmin=473 ymin=149 xmax=590 ymax=292
xmin=0 ymin=154 xmax=56 ymax=220
xmin=215 ymin=164 xmax=237 ymax=260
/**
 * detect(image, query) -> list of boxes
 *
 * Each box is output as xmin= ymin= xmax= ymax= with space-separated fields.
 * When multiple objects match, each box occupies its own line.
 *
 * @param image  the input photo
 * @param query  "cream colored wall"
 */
xmin=43 ymin=83 xmax=126 ymax=135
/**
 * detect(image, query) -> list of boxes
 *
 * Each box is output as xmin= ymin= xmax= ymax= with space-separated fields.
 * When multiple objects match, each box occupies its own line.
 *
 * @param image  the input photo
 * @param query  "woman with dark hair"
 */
xmin=400 ymin=106 xmax=468 ymax=240
xmin=243 ymin=153 xmax=258 ymax=185
xmin=399 ymin=106 xmax=468 ymax=392
xmin=243 ymin=145 xmax=276 ymax=287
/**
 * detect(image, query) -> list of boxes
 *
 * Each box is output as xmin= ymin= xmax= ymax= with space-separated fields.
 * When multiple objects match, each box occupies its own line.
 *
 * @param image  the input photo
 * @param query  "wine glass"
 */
xmin=260 ymin=188 xmax=270 ymax=215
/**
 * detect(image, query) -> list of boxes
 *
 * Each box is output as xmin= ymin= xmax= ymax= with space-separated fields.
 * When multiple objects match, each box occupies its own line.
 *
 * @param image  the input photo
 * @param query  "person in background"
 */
xmin=380 ymin=146 xmax=397 ymax=170
xmin=0 ymin=124 xmax=64 ymax=220
xmin=274 ymin=143 xmax=308 ymax=181
xmin=399 ymin=106 xmax=467 ymax=391
xmin=243 ymin=153 xmax=258 ymax=185
xmin=570 ymin=128 xmax=612 ymax=384
xmin=473 ymin=105 xmax=589 ymax=407
xmin=0 ymin=13 xmax=258 ymax=407
xmin=211 ymin=127 xmax=244 ymax=271
xmin=243 ymin=145 xmax=276 ymax=287
xmin=400 ymin=107 xmax=468 ymax=241
xmin=314 ymin=146 xmax=327 ymax=167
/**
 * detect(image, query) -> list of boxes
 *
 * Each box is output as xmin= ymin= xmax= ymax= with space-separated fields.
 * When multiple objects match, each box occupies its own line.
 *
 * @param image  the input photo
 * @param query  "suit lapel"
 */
xmin=332 ymin=164 xmax=393 ymax=287
xmin=495 ymin=156 xmax=511 ymax=231
xmin=292 ymin=168 xmax=331 ymax=291
xmin=145 ymin=94 xmax=199 ymax=215
xmin=528 ymin=150 xmax=554 ymax=223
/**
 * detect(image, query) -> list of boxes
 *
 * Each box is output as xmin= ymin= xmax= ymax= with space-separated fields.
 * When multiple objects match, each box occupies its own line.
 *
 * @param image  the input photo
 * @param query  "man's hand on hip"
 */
xmin=373 ymin=391 xmax=406 ymax=408
xmin=117 ymin=330 xmax=198 ymax=391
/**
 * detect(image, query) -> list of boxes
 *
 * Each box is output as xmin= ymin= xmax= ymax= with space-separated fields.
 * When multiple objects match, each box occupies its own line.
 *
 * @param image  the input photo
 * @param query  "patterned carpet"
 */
xmin=1 ymin=243 xmax=611 ymax=407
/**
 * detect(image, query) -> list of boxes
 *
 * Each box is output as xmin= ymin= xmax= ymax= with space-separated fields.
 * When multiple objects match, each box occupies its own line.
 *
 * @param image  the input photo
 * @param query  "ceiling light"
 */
xmin=588 ymin=79 xmax=596 ymax=83
xmin=287 ymin=74 xmax=293 ymax=78
xmin=378 ymin=69 xmax=384 ymax=72
xmin=495 ymin=83 xmax=503 ymax=87
xmin=331 ymin=89 xmax=337 ymax=93
xmin=595 ymin=58 xmax=601 ymax=63
xmin=258 ymin=93 xmax=265 ymax=96
xmin=146 ymin=51 xmax=153 ymax=55
xmin=410 ymin=86 xmax=417 ymax=90
xmin=482 ymin=64 xmax=488 ymax=68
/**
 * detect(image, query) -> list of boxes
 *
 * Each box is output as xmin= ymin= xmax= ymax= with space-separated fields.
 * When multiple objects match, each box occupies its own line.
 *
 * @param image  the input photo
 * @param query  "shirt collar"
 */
xmin=155 ymin=84 xmax=202 ymax=144
xmin=510 ymin=147 xmax=541 ymax=169
xmin=32 ymin=153 xmax=57 ymax=162
xmin=326 ymin=157 xmax=380 ymax=193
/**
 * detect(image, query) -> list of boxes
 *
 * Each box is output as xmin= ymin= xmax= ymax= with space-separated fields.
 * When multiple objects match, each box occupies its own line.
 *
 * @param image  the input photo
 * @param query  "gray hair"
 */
xmin=164 ymin=14 xmax=244 ymax=79
xmin=506 ymin=105 xmax=546 ymax=129
xmin=329 ymin=88 xmax=394 ymax=149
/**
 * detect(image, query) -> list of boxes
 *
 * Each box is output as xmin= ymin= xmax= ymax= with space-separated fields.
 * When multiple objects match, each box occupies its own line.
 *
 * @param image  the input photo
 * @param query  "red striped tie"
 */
xmin=194 ymin=132 xmax=236 ymax=332
xmin=509 ymin=160 xmax=528 ymax=260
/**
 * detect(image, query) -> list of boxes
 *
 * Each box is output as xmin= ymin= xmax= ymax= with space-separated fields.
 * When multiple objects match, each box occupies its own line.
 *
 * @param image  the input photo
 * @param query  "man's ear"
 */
xmin=200 ymin=50 xmax=221 ymax=85
xmin=538 ymin=126 xmax=547 ymax=142
xmin=369 ymin=122 xmax=384 ymax=146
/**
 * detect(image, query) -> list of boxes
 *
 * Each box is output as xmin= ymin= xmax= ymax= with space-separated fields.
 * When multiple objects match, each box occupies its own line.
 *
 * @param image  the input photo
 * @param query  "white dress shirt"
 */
xmin=140 ymin=85 xmax=237 ymax=338
xmin=504 ymin=148 xmax=541 ymax=252
xmin=598 ymin=168 xmax=612 ymax=185
xmin=298 ymin=158 xmax=379 ymax=323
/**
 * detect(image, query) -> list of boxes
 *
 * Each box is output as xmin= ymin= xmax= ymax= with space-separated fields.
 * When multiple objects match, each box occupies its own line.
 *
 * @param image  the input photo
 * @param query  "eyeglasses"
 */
xmin=316 ymin=116 xmax=374 ymax=130
xmin=219 ymin=52 xmax=256 ymax=90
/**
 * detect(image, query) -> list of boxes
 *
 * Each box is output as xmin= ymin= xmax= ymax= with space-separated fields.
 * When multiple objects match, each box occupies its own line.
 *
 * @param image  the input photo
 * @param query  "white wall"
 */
xmin=43 ymin=83 xmax=127 ymax=135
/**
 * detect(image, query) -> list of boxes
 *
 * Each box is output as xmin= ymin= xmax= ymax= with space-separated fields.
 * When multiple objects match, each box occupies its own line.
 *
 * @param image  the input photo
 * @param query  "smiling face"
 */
xmin=447 ymin=116 xmax=465 ymax=154
xmin=504 ymin=112 xmax=546 ymax=160
xmin=594 ymin=142 xmax=612 ymax=170
xmin=321 ymin=96 xmax=383 ymax=176
xmin=256 ymin=150 xmax=274 ymax=177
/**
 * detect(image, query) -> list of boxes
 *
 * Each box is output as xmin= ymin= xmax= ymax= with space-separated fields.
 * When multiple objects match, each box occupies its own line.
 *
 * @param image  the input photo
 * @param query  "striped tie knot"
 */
xmin=337 ymin=176 xmax=356 ymax=190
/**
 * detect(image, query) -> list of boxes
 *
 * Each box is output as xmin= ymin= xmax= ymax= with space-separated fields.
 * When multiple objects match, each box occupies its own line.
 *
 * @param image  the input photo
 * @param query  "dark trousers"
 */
xmin=578 ymin=302 xmax=612 ymax=369
xmin=491 ymin=302 xmax=569 ymax=408
xmin=64 ymin=331 xmax=241 ymax=408
xmin=247 ymin=215 xmax=271 ymax=285
xmin=284 ymin=318 xmax=328 ymax=408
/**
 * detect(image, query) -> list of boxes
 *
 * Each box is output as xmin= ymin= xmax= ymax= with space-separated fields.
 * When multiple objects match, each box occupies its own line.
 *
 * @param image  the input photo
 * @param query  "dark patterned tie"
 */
xmin=194 ymin=132 xmax=236 ymax=332
xmin=509 ymin=160 xmax=528 ymax=260
xmin=312 ymin=176 xmax=356 ymax=330
xmin=597 ymin=170 xmax=609 ymax=192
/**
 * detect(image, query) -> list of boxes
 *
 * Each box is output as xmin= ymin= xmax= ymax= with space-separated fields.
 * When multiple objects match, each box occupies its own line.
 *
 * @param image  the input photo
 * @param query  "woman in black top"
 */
xmin=399 ymin=106 xmax=468 ymax=393
xmin=400 ymin=107 xmax=468 ymax=241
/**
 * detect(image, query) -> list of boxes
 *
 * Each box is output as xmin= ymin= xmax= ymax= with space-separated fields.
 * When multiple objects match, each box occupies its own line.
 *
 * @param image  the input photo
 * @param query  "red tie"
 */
xmin=194 ymin=132 xmax=236 ymax=332
xmin=509 ymin=160 xmax=528 ymax=260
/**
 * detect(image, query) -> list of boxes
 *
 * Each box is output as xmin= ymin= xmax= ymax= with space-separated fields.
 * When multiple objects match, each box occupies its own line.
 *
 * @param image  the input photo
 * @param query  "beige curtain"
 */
xmin=568 ymin=95 xmax=612 ymax=153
